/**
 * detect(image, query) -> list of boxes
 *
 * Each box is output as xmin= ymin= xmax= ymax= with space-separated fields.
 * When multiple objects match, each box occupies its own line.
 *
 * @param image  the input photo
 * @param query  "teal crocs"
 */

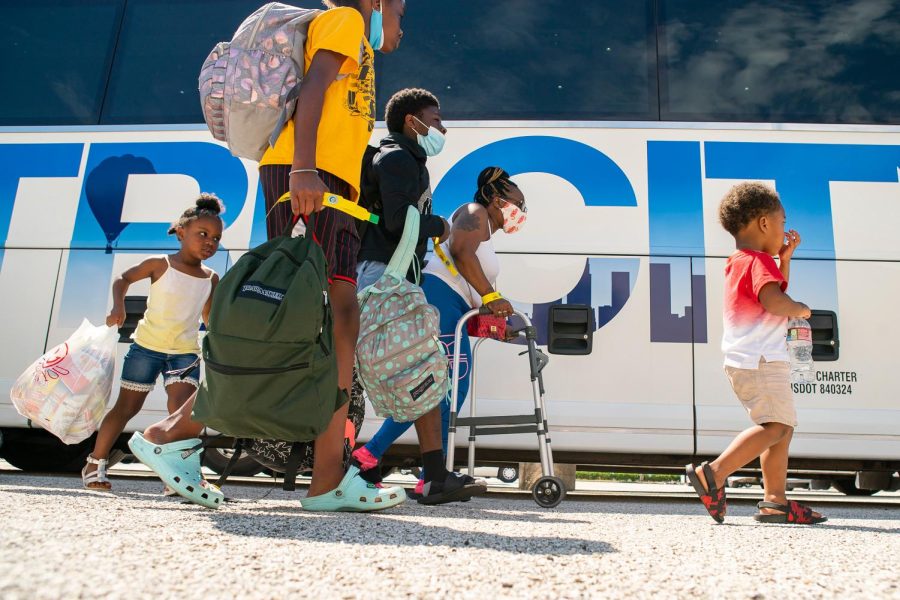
xmin=301 ymin=465 xmax=406 ymax=512
xmin=128 ymin=432 xmax=224 ymax=509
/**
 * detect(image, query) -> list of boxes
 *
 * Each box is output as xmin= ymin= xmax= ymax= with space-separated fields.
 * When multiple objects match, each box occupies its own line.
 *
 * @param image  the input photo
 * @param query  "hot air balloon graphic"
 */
xmin=84 ymin=154 xmax=156 ymax=253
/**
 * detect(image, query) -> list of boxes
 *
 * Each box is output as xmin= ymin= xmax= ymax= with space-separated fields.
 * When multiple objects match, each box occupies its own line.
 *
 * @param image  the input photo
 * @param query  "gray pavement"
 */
xmin=1 ymin=473 xmax=898 ymax=599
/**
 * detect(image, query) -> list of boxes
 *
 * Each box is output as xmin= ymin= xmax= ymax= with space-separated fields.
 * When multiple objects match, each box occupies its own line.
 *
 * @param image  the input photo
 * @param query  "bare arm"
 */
xmin=289 ymin=49 xmax=345 ymax=215
xmin=758 ymin=282 xmax=810 ymax=319
xmin=778 ymin=229 xmax=801 ymax=284
xmin=106 ymin=258 xmax=164 ymax=327
xmin=202 ymin=273 xmax=219 ymax=327
xmin=449 ymin=206 xmax=493 ymax=297
xmin=449 ymin=205 xmax=514 ymax=316
xmin=778 ymin=258 xmax=790 ymax=284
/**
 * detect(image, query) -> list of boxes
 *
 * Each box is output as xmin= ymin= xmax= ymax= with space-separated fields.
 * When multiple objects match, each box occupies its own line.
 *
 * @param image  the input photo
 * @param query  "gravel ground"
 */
xmin=1 ymin=474 xmax=898 ymax=599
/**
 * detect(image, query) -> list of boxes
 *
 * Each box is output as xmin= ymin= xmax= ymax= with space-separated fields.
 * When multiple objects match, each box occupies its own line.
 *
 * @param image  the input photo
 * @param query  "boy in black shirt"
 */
xmin=356 ymin=88 xmax=450 ymax=288
xmin=354 ymin=88 xmax=485 ymax=504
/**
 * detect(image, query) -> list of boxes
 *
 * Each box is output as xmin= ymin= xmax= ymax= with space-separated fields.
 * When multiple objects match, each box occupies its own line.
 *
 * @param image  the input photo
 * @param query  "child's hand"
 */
xmin=779 ymin=229 xmax=801 ymax=261
xmin=106 ymin=306 xmax=125 ymax=328
xmin=794 ymin=302 xmax=812 ymax=319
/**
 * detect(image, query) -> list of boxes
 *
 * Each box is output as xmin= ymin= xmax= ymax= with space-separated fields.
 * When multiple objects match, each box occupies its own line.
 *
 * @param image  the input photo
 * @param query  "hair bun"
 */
xmin=474 ymin=167 xmax=511 ymax=205
xmin=195 ymin=192 xmax=225 ymax=215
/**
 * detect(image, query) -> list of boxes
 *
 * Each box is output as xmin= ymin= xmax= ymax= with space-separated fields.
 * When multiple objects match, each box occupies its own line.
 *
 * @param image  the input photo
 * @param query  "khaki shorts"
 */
xmin=725 ymin=359 xmax=797 ymax=427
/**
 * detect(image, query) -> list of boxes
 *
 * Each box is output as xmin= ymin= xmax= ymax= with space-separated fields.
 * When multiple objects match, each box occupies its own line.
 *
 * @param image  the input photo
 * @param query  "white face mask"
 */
xmin=498 ymin=199 xmax=527 ymax=234
xmin=413 ymin=116 xmax=446 ymax=157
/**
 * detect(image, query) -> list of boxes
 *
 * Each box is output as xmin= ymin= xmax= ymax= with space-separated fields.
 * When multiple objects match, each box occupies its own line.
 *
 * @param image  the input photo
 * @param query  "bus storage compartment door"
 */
xmin=809 ymin=309 xmax=839 ymax=362
xmin=119 ymin=295 xmax=148 ymax=343
xmin=547 ymin=305 xmax=593 ymax=356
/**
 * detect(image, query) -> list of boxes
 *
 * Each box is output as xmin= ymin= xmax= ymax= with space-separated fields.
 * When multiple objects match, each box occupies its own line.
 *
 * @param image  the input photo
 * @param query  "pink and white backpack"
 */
xmin=199 ymin=3 xmax=321 ymax=161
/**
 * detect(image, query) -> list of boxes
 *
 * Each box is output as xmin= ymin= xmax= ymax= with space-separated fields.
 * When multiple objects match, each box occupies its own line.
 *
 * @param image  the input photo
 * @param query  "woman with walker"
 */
xmin=352 ymin=166 xmax=527 ymax=499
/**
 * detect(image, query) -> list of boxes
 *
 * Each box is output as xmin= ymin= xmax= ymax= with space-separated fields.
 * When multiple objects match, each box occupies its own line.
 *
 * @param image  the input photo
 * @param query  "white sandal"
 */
xmin=82 ymin=455 xmax=111 ymax=490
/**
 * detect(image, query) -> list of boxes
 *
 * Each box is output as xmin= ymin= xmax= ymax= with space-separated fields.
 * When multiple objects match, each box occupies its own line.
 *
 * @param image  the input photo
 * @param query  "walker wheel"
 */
xmin=532 ymin=476 xmax=566 ymax=508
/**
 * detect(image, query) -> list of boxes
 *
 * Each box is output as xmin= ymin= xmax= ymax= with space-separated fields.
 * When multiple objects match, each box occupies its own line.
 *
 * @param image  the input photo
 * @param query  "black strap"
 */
xmin=214 ymin=439 xmax=244 ymax=488
xmin=164 ymin=356 xmax=201 ymax=380
xmin=700 ymin=462 xmax=719 ymax=496
xmin=180 ymin=441 xmax=205 ymax=460
xmin=282 ymin=442 xmax=304 ymax=491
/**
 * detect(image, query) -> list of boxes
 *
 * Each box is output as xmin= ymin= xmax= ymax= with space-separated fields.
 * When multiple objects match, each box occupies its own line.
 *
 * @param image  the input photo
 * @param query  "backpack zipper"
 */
xmin=205 ymin=359 xmax=309 ymax=376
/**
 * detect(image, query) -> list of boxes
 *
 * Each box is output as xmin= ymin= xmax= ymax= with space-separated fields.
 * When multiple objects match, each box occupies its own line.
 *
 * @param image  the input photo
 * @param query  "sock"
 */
xmin=356 ymin=463 xmax=384 ymax=485
xmin=421 ymin=450 xmax=449 ymax=484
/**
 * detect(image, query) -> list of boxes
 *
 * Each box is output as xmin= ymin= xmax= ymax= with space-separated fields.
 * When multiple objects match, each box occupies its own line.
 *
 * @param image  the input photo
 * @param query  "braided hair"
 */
xmin=168 ymin=193 xmax=225 ymax=235
xmin=474 ymin=167 xmax=514 ymax=207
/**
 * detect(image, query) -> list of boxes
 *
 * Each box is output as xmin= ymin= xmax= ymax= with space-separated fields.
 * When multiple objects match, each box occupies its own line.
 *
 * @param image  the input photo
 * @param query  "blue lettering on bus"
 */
xmin=2 ymin=137 xmax=898 ymax=336
xmin=0 ymin=143 xmax=83 ymax=266
xmin=647 ymin=141 xmax=706 ymax=342
xmin=432 ymin=136 xmax=643 ymax=341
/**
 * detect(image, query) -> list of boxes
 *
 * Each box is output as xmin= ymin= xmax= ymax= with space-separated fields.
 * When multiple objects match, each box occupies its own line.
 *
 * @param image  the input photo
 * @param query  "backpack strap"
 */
xmin=383 ymin=205 xmax=420 ymax=282
xmin=282 ymin=442 xmax=304 ymax=491
xmin=213 ymin=438 xmax=245 ymax=488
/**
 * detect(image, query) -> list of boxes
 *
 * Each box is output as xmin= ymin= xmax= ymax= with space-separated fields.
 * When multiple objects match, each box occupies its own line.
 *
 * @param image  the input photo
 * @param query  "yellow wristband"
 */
xmin=481 ymin=292 xmax=503 ymax=304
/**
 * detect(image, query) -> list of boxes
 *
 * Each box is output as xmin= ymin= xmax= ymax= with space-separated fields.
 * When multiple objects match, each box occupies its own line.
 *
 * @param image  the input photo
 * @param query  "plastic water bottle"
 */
xmin=787 ymin=318 xmax=815 ymax=383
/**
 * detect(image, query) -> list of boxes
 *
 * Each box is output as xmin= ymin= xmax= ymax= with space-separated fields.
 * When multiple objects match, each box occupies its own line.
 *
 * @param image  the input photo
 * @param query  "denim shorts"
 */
xmin=120 ymin=343 xmax=201 ymax=392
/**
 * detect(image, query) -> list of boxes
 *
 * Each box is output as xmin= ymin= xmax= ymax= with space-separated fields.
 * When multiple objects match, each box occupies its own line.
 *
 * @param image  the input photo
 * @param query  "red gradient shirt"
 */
xmin=722 ymin=249 xmax=789 ymax=368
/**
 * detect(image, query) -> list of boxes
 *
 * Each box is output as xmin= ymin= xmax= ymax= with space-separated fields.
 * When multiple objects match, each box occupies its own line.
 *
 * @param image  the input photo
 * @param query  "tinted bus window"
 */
xmin=100 ymin=0 xmax=283 ymax=124
xmin=377 ymin=0 xmax=658 ymax=121
xmin=0 ymin=0 xmax=123 ymax=126
xmin=659 ymin=0 xmax=900 ymax=124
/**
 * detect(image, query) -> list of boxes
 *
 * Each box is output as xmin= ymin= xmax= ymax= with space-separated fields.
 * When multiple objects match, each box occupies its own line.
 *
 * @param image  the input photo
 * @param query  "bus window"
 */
xmin=376 ymin=0 xmax=658 ymax=122
xmin=659 ymin=0 xmax=900 ymax=124
xmin=99 ymin=0 xmax=279 ymax=125
xmin=0 ymin=0 xmax=124 ymax=126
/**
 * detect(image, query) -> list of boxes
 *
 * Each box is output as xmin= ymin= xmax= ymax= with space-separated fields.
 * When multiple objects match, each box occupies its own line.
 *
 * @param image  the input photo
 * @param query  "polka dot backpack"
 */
xmin=356 ymin=206 xmax=449 ymax=422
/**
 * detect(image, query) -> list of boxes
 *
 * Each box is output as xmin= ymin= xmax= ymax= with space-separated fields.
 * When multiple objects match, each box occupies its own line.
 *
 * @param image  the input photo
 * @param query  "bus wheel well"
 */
xmin=0 ymin=428 xmax=94 ymax=473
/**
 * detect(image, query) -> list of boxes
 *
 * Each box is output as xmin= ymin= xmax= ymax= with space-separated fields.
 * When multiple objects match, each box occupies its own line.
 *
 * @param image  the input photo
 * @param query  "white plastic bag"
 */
xmin=10 ymin=319 xmax=118 ymax=444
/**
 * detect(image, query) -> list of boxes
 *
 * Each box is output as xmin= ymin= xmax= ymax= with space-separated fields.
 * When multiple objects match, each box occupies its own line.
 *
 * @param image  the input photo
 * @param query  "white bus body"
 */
xmin=1 ymin=122 xmax=898 ymax=481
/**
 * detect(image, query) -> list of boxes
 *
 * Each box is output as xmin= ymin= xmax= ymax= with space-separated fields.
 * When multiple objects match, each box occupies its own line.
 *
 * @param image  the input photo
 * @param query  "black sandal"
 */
xmin=685 ymin=462 xmax=726 ymax=523
xmin=754 ymin=500 xmax=827 ymax=524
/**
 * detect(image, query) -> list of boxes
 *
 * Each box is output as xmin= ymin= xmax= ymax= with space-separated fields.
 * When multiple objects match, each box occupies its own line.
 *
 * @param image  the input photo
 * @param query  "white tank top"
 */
xmin=424 ymin=214 xmax=500 ymax=308
xmin=132 ymin=256 xmax=213 ymax=355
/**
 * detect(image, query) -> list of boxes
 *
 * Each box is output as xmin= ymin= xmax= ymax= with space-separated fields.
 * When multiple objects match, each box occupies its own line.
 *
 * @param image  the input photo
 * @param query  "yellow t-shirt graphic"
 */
xmin=259 ymin=7 xmax=374 ymax=199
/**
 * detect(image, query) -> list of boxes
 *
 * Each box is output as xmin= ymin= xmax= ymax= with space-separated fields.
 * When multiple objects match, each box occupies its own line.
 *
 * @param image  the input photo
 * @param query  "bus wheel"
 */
xmin=0 ymin=429 xmax=94 ymax=473
xmin=832 ymin=477 xmax=877 ymax=496
xmin=201 ymin=447 xmax=265 ymax=478
xmin=498 ymin=465 xmax=519 ymax=483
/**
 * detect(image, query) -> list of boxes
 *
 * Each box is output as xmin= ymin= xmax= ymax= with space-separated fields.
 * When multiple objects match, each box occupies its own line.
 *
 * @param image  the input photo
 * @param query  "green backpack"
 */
xmin=193 ymin=218 xmax=340 ymax=442
xmin=356 ymin=206 xmax=449 ymax=423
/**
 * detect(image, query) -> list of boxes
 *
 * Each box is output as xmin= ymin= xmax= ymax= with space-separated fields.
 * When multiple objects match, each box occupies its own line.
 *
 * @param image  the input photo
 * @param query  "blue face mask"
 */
xmin=413 ymin=116 xmax=446 ymax=157
xmin=368 ymin=7 xmax=384 ymax=51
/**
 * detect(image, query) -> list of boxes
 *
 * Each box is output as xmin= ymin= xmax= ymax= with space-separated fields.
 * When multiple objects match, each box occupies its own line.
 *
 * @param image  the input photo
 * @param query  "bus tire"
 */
xmin=498 ymin=465 xmax=519 ymax=483
xmin=201 ymin=447 xmax=265 ymax=478
xmin=0 ymin=429 xmax=93 ymax=473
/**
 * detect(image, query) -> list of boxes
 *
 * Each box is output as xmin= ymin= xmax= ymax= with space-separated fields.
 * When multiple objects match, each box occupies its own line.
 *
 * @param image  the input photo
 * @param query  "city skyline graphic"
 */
xmin=519 ymin=258 xmax=708 ymax=345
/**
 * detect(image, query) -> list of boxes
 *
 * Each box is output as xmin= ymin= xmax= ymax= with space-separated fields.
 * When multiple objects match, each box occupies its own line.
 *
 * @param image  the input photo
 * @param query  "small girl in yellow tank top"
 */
xmin=82 ymin=194 xmax=224 ymax=490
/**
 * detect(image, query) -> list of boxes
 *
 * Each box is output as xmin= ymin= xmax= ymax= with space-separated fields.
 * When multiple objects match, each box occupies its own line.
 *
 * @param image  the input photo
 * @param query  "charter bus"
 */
xmin=2 ymin=0 xmax=899 ymax=493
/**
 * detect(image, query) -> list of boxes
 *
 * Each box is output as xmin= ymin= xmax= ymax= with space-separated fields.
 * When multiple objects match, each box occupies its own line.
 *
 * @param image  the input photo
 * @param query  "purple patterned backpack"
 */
xmin=199 ymin=3 xmax=321 ymax=161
